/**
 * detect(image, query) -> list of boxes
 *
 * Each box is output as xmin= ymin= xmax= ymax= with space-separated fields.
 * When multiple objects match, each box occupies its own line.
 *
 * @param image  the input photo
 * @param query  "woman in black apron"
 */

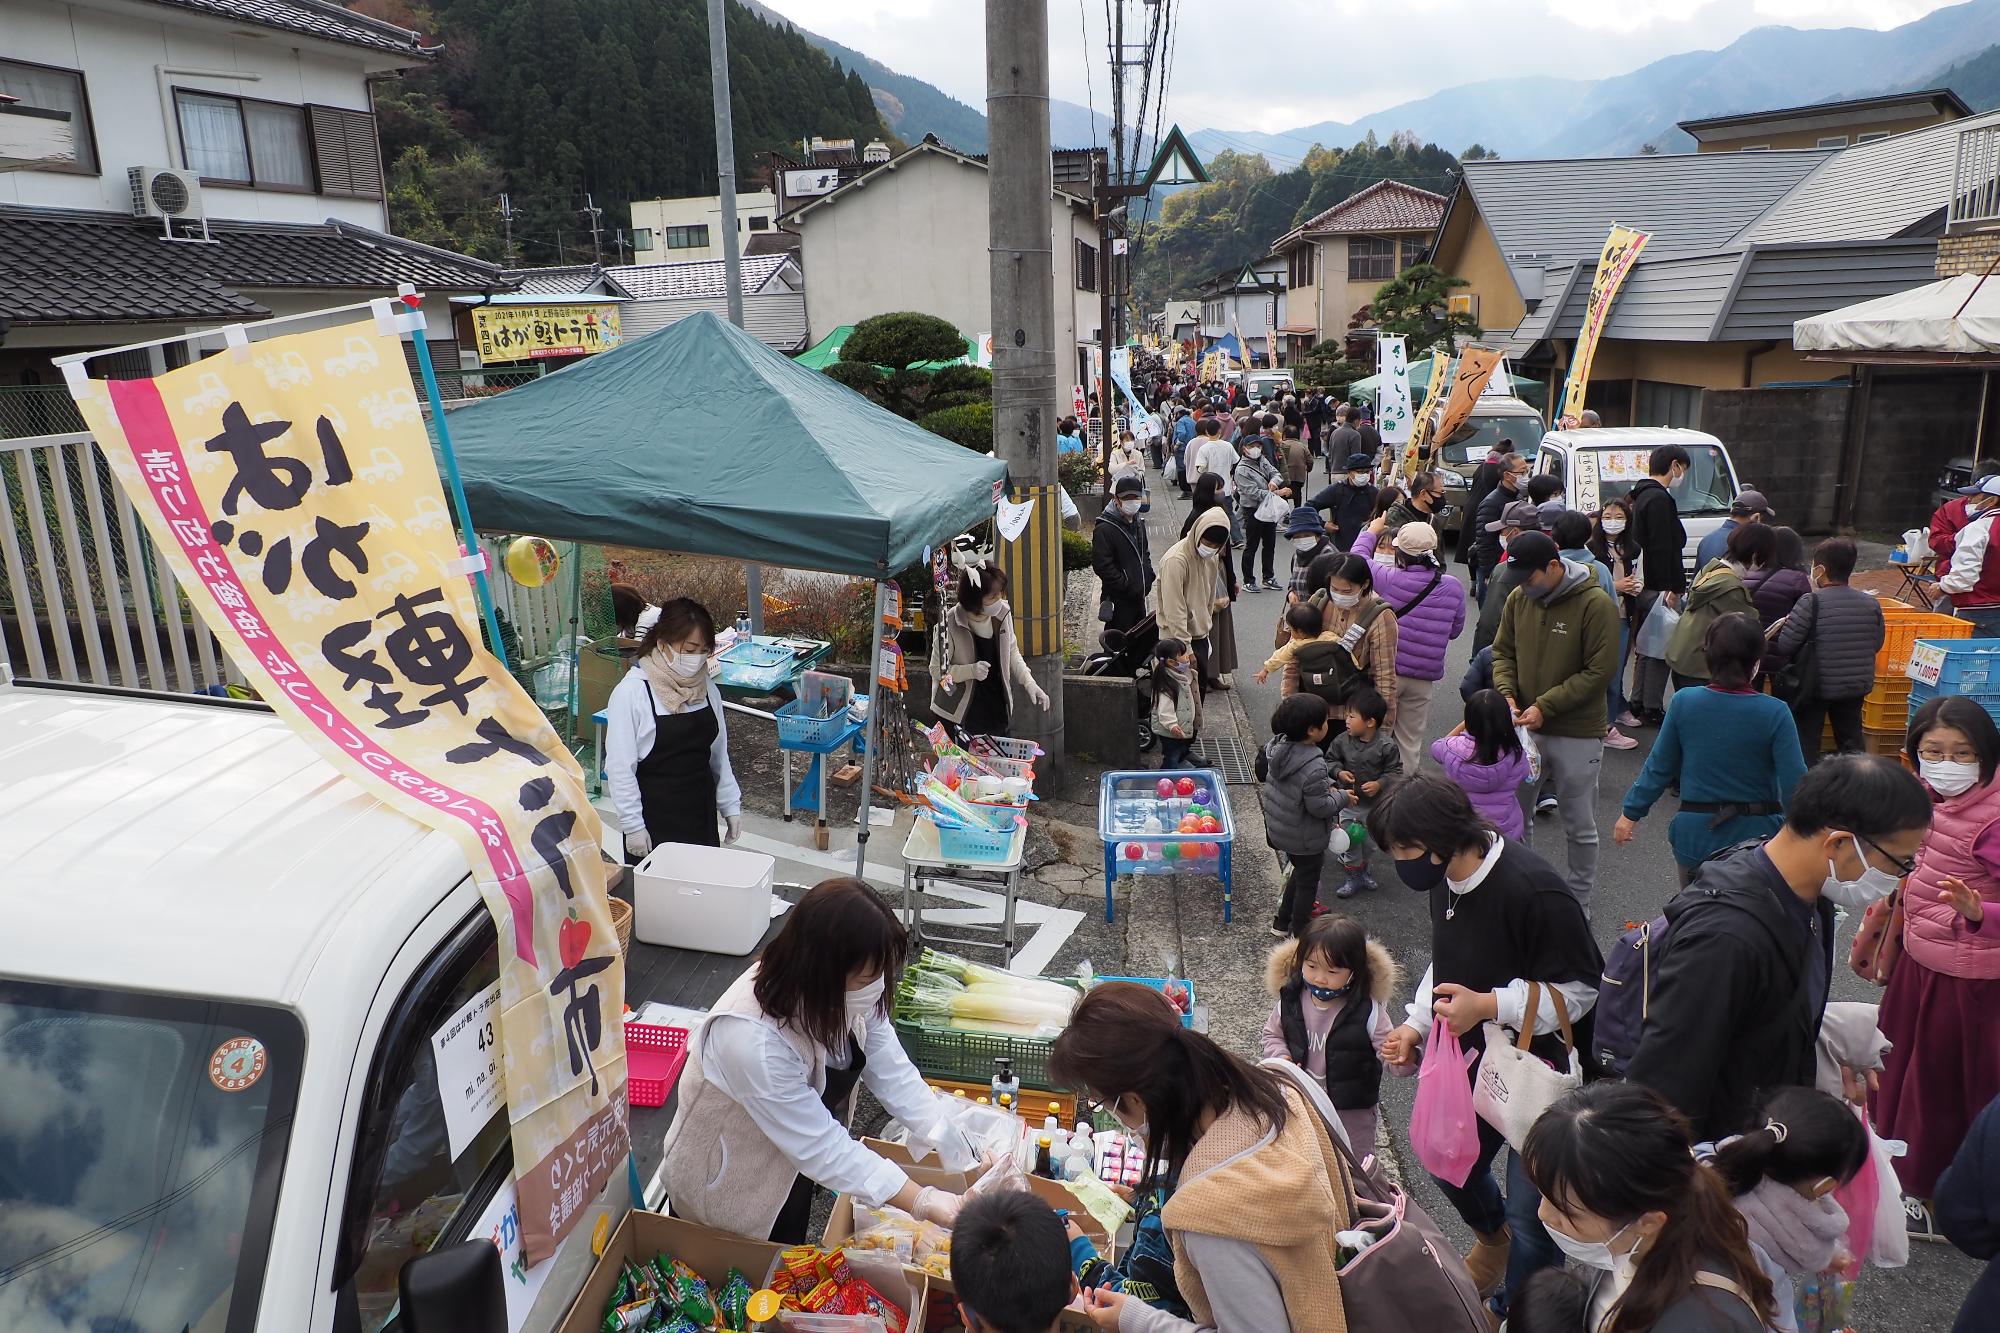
xmin=930 ymin=563 xmax=1049 ymax=742
xmin=606 ymin=598 xmax=743 ymax=862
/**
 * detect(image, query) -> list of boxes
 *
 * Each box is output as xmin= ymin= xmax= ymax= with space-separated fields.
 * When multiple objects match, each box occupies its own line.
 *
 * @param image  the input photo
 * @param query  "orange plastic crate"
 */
xmin=1878 ymin=604 xmax=1970 ymax=676
xmin=1860 ymin=678 xmax=1912 ymax=731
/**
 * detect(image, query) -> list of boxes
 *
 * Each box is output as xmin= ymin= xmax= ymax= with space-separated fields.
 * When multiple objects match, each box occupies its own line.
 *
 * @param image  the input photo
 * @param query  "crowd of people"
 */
xmin=1019 ymin=370 xmax=2000 ymax=1332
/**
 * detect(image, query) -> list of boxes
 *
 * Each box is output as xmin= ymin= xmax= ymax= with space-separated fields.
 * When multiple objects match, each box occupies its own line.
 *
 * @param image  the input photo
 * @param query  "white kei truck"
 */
xmin=0 ymin=680 xmax=628 ymax=1333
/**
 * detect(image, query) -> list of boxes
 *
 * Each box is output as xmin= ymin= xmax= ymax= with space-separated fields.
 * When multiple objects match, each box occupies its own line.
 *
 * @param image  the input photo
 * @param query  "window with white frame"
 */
xmin=0 ymin=57 xmax=97 ymax=173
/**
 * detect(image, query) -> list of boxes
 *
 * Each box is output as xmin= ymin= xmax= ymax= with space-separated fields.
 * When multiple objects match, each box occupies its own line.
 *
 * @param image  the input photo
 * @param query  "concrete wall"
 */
xmin=3 ymin=0 xmax=391 ymax=226
xmin=1700 ymin=385 xmax=1850 ymax=531
xmin=629 ymin=191 xmax=779 ymax=262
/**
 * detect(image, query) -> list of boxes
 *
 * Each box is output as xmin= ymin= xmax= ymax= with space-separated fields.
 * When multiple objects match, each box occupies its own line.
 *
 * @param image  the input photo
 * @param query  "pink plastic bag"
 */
xmin=1410 ymin=1018 xmax=1482 ymax=1187
xmin=1833 ymin=1104 xmax=1879 ymax=1273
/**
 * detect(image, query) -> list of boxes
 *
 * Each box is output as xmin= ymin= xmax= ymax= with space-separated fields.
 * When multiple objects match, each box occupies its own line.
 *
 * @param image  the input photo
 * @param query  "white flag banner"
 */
xmin=1377 ymin=336 xmax=1414 ymax=445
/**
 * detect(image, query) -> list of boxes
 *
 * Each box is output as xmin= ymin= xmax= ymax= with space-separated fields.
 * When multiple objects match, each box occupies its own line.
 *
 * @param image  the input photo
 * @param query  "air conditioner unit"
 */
xmin=1447 ymin=292 xmax=1479 ymax=321
xmin=128 ymin=166 xmax=211 ymax=241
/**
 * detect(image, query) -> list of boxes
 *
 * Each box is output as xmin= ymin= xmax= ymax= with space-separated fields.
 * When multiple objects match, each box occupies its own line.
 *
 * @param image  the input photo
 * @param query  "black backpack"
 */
xmin=1292 ymin=600 xmax=1389 ymax=708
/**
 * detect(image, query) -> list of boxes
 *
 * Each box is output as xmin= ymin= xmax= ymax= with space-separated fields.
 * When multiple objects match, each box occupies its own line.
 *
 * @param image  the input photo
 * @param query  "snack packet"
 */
xmin=717 ymin=1267 xmax=754 ymax=1331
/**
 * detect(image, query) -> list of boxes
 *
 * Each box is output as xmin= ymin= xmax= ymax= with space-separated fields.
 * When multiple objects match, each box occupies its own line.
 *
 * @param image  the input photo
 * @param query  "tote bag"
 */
xmin=1472 ymin=983 xmax=1583 ymax=1150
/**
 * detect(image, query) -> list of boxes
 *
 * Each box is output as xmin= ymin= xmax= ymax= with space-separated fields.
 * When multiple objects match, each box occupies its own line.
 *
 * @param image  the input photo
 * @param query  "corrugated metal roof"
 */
xmin=1733 ymin=109 xmax=2000 ymax=246
xmin=1716 ymin=240 xmax=1944 ymax=339
xmin=607 ymin=254 xmax=797 ymax=300
xmin=1460 ymin=150 xmax=1834 ymax=298
xmin=619 ymin=291 xmax=809 ymax=351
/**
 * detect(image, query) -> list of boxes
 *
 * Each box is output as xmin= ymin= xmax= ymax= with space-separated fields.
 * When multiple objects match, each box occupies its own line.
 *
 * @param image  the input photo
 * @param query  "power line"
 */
xmin=1077 ymin=0 xmax=1098 ymax=148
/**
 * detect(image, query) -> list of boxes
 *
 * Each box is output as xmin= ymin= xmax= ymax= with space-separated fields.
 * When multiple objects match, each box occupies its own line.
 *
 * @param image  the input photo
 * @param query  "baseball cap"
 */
xmin=1487 ymin=499 xmax=1544 ymax=533
xmin=1730 ymin=489 xmax=1776 ymax=518
xmin=1507 ymin=531 xmax=1560 ymax=568
xmin=1393 ymin=522 xmax=1439 ymax=556
xmin=1959 ymin=475 xmax=2000 ymax=496
xmin=1113 ymin=474 xmax=1144 ymax=497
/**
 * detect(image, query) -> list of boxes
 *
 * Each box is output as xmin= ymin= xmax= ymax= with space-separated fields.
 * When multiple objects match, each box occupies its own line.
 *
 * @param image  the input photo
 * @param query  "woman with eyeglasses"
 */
xmin=1873 ymin=696 xmax=2000 ymax=1241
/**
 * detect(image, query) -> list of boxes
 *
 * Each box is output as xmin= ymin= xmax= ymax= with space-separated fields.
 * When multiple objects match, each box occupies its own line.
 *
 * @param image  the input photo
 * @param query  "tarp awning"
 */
xmin=792 ymin=324 xmax=979 ymax=372
xmin=445 ymin=311 xmax=1006 ymax=578
xmin=1794 ymin=274 xmax=2000 ymax=361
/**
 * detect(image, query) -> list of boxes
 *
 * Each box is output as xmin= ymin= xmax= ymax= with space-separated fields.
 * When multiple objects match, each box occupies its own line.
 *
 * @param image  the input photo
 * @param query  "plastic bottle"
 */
xmin=1069 ymin=1117 xmax=1096 ymax=1158
xmin=1043 ymin=1102 xmax=1061 ymax=1136
xmin=991 ymin=1057 xmax=1020 ymax=1107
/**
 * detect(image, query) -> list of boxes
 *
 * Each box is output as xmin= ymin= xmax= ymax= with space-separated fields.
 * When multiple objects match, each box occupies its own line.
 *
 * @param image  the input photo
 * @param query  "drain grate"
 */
xmin=1192 ymin=735 xmax=1255 ymax=784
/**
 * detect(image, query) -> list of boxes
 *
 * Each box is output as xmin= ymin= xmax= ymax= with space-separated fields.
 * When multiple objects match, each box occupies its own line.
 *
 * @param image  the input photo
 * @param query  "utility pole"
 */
xmin=498 ymin=192 xmax=516 ymax=267
xmin=613 ymin=227 xmax=631 ymax=266
xmin=1096 ymin=157 xmax=1117 ymax=500
xmin=554 ymin=225 xmax=565 ymax=263
xmin=708 ymin=0 xmax=760 ymax=631
xmin=582 ymin=193 xmax=604 ymax=264
xmin=988 ymin=0 xmax=1064 ymax=781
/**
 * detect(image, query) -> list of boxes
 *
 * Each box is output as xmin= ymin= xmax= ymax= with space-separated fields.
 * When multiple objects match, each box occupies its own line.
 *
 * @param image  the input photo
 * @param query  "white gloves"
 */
xmin=972 ymin=661 xmax=992 ymax=681
xmin=1027 ymin=682 xmax=1050 ymax=710
xmin=724 ymin=815 xmax=742 ymax=844
xmin=913 ymin=1185 xmax=962 ymax=1226
xmin=624 ymin=829 xmax=653 ymax=859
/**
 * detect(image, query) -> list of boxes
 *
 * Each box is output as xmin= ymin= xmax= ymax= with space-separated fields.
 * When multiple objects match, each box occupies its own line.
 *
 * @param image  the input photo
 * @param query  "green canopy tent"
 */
xmin=444 ymin=310 xmax=1007 ymax=870
xmin=792 ymin=323 xmax=981 ymax=374
xmin=1345 ymin=361 xmax=1541 ymax=406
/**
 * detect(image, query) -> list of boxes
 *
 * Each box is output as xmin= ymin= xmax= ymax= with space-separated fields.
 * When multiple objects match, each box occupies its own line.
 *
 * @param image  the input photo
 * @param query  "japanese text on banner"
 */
xmin=72 ymin=320 xmax=627 ymax=1262
xmin=472 ymin=303 xmax=623 ymax=364
xmin=1560 ymin=224 xmax=1651 ymax=422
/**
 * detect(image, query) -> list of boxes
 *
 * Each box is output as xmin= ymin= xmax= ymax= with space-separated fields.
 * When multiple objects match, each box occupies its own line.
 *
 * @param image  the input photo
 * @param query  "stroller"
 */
xmin=1082 ymin=612 xmax=1161 ymax=752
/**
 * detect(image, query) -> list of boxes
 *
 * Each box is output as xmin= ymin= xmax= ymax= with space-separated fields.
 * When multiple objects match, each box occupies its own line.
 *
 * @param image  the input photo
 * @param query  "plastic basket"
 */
xmin=1910 ymin=681 xmax=2000 ymax=727
xmin=774 ymin=698 xmax=853 ymax=750
xmin=1860 ymin=677 xmax=1913 ymax=732
xmin=1878 ymin=605 xmax=1971 ymax=676
xmin=626 ymin=1021 xmax=690 ymax=1108
xmin=1906 ymin=638 xmax=2000 ymax=698
xmin=1098 ymin=975 xmax=1198 ymax=1028
xmin=894 ymin=985 xmax=1079 ymax=1088
xmin=935 ymin=816 xmax=1020 ymax=862
xmin=967 ymin=734 xmax=1043 ymax=764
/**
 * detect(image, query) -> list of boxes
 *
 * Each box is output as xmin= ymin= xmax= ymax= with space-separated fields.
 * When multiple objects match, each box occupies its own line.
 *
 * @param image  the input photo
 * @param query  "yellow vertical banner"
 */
xmin=1432 ymin=345 xmax=1506 ymax=449
xmin=71 ymin=319 xmax=627 ymax=1263
xmin=1400 ymin=348 xmax=1453 ymax=480
xmin=1560 ymin=224 xmax=1651 ymax=423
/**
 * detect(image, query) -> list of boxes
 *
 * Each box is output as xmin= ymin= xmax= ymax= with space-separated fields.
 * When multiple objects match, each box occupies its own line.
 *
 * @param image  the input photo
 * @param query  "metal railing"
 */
xmin=0 ymin=385 xmax=87 ymax=440
xmin=2 ymin=429 xmax=233 ymax=692
xmin=1950 ymin=124 xmax=2000 ymax=234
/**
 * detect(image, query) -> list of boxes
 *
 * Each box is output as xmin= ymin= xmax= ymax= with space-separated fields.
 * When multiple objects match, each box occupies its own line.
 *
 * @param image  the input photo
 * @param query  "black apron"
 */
xmin=632 ymin=680 xmax=720 ymax=856
xmin=768 ymin=1038 xmax=867 ymax=1243
xmin=959 ymin=626 xmax=1010 ymax=736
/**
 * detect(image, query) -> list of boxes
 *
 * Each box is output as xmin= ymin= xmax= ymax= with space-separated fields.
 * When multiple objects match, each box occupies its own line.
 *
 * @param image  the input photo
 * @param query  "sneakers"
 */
xmin=1463 ymin=1227 xmax=1511 ymax=1297
xmin=1242 ymin=582 xmax=1264 ymax=594
xmin=1905 ymin=1194 xmax=1945 ymax=1242
xmin=1536 ymin=795 xmax=1559 ymax=818
xmin=1270 ymin=918 xmax=1290 ymax=938
xmin=1335 ymin=868 xmax=1376 ymax=898
xmin=1603 ymin=726 xmax=1639 ymax=751
xmin=1614 ymin=710 xmax=1643 ymax=729
xmin=1262 ymin=578 xmax=1283 ymax=591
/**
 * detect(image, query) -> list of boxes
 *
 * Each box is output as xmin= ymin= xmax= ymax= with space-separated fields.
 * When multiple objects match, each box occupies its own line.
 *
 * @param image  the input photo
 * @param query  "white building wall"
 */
xmin=628 ymin=190 xmax=780 ymax=262
xmin=1 ymin=0 xmax=394 ymax=226
xmin=795 ymin=151 xmax=1094 ymax=382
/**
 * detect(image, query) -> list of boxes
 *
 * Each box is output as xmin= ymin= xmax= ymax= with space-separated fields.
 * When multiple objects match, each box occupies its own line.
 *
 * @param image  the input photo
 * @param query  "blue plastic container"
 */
xmin=1096 ymin=768 xmax=1236 ymax=924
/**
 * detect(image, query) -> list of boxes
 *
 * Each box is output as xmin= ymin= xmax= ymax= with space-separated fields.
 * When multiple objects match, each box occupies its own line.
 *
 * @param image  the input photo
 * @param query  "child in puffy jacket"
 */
xmin=1324 ymin=686 xmax=1400 ymax=898
xmin=1431 ymin=689 xmax=1533 ymax=840
xmin=1261 ymin=913 xmax=1407 ymax=1153
xmin=1257 ymin=693 xmax=1350 ymax=937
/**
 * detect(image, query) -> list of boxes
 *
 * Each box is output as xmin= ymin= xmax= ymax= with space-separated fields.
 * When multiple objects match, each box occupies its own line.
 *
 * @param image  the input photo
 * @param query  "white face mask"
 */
xmin=669 ymin=648 xmax=707 ymax=678
xmin=1110 ymin=1097 xmax=1149 ymax=1142
xmin=1821 ymin=833 xmax=1904 ymax=912
xmin=1198 ymin=543 xmax=1222 ymax=560
xmin=1328 ymin=589 xmax=1362 ymax=609
xmin=1119 ymin=499 xmax=1143 ymax=516
xmin=1548 ymin=1219 xmax=1640 ymax=1276
xmin=1921 ymin=758 xmax=1981 ymax=798
xmin=983 ymin=597 xmax=1009 ymax=619
xmin=845 ymin=975 xmax=886 ymax=1017
xmin=1601 ymin=519 xmax=1627 ymax=535
xmin=1292 ymin=536 xmax=1320 ymax=552
xmin=1246 ymin=448 xmax=1262 ymax=460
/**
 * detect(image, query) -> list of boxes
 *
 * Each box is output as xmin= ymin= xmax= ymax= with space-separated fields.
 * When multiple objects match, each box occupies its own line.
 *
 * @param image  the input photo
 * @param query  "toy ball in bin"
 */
xmin=1155 ymin=777 xmax=1174 ymax=798
xmin=504 ymin=535 xmax=561 ymax=587
xmin=1176 ymin=777 xmax=1196 ymax=796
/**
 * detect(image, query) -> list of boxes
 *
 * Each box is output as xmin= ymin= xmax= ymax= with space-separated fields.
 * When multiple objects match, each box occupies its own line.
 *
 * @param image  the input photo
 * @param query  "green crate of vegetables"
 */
xmin=892 ymin=948 xmax=1083 ymax=1088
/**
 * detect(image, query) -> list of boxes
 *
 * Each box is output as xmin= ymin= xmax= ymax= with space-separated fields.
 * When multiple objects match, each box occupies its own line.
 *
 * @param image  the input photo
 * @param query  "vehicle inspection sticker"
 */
xmin=209 ymin=1036 xmax=268 ymax=1092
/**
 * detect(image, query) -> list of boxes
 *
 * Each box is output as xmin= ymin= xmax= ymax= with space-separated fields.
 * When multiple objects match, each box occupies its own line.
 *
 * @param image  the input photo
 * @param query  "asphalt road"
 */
xmin=1144 ymin=473 xmax=1981 ymax=1332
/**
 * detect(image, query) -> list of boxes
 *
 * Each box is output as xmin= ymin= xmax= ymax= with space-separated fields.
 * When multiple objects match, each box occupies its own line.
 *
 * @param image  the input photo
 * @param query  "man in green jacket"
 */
xmin=1492 ymin=531 xmax=1621 ymax=917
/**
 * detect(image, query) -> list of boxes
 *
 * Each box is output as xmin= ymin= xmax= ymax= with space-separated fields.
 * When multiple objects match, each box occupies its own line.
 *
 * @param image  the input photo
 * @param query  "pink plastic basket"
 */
xmin=626 ymin=1021 xmax=690 ymax=1108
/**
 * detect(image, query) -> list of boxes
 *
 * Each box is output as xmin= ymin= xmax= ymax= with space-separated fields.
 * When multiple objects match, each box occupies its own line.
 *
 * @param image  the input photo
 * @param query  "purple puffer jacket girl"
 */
xmin=1430 ymin=732 xmax=1531 ymax=839
xmin=1352 ymin=529 xmax=1467 ymax=681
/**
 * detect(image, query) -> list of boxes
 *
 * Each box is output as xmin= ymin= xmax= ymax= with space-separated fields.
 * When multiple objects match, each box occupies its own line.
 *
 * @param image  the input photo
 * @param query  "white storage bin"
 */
xmin=632 ymin=843 xmax=775 ymax=955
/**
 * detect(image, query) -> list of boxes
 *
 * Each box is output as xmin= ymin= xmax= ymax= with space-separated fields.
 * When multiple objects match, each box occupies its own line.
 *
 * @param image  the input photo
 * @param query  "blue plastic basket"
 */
xmin=1098 ymin=975 xmax=1198 ymax=1027
xmin=935 ymin=817 xmax=1019 ymax=863
xmin=774 ymin=698 xmax=853 ymax=750
xmin=1907 ymin=638 xmax=2000 ymax=699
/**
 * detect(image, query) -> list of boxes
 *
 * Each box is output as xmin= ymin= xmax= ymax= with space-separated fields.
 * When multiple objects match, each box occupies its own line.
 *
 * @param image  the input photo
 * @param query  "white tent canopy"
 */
xmin=1795 ymin=274 xmax=2000 ymax=358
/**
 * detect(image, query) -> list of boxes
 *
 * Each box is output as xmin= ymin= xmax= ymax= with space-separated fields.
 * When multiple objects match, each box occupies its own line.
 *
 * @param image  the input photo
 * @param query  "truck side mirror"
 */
xmin=398 ymin=1241 xmax=506 ymax=1333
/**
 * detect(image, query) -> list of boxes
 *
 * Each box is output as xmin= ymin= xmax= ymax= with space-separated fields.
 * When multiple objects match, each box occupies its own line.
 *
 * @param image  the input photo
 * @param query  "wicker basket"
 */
xmin=609 ymin=896 xmax=634 ymax=955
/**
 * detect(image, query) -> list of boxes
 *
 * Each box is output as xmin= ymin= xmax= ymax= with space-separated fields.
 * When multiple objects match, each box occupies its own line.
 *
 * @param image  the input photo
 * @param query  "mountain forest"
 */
xmin=353 ymin=0 xmax=890 ymax=267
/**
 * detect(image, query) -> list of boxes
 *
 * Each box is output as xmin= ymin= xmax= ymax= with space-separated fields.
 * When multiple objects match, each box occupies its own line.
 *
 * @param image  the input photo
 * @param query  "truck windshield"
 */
xmin=1440 ymin=413 xmax=1542 ymax=467
xmin=1594 ymin=443 xmax=1738 ymax=517
xmin=0 ymin=981 xmax=301 ymax=1333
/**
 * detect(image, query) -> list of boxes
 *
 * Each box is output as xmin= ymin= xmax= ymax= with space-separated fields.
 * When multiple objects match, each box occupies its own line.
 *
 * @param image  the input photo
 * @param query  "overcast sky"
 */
xmin=754 ymin=0 xmax=1963 ymax=133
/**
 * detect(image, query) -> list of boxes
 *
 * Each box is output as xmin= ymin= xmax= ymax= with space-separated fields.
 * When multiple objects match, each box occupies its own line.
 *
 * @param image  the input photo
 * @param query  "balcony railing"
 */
xmin=1950 ymin=124 xmax=2000 ymax=234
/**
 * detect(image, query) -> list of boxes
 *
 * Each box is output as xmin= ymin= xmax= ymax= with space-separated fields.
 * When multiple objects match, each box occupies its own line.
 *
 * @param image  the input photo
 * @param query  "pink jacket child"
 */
xmin=1430 ymin=698 xmax=1532 ymax=840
